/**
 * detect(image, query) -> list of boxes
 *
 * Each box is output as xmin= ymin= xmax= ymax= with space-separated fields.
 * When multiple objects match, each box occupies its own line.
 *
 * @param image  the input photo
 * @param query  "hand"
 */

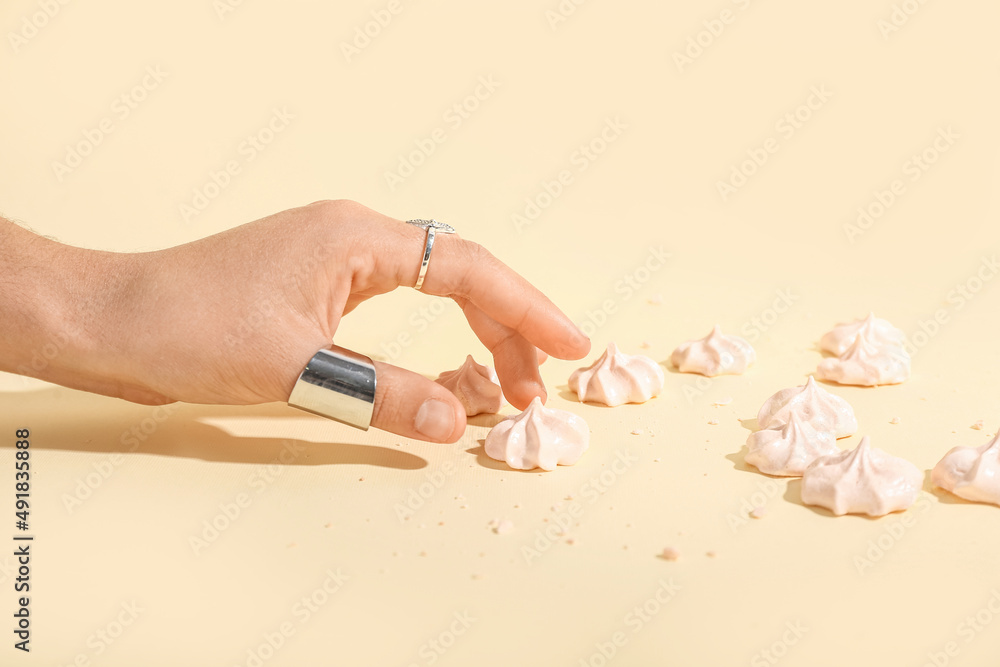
xmin=68 ymin=200 xmax=590 ymax=442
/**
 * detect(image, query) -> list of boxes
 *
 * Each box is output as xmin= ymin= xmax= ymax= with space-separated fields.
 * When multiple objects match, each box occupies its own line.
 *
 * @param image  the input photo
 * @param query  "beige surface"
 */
xmin=2 ymin=1 xmax=1000 ymax=665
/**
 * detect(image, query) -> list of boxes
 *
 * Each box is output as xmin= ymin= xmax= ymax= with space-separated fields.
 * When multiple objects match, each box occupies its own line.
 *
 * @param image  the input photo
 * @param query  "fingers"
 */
xmin=370 ymin=361 xmax=467 ymax=443
xmin=459 ymin=300 xmax=547 ymax=410
xmin=386 ymin=222 xmax=590 ymax=361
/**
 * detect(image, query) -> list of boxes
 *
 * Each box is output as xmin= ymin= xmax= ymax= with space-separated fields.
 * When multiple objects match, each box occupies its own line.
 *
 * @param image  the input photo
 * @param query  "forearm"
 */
xmin=0 ymin=217 xmax=164 ymax=403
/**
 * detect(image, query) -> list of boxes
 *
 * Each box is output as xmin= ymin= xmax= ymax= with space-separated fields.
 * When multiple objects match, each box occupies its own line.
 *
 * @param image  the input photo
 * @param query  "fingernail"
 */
xmin=415 ymin=399 xmax=456 ymax=441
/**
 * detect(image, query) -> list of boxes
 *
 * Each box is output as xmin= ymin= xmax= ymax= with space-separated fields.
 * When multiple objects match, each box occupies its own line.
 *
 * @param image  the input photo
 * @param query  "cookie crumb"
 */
xmin=488 ymin=518 xmax=514 ymax=535
xmin=659 ymin=547 xmax=681 ymax=561
xmin=708 ymin=419 xmax=719 ymax=426
xmin=630 ymin=428 xmax=643 ymax=436
xmin=889 ymin=416 xmax=901 ymax=425
xmin=712 ymin=397 xmax=733 ymax=407
xmin=749 ymin=506 xmax=767 ymax=519
xmin=647 ymin=294 xmax=664 ymax=305
xmin=706 ymin=550 xmax=718 ymax=558
xmin=639 ymin=340 xmax=652 ymax=349
xmin=972 ymin=420 xmax=985 ymax=431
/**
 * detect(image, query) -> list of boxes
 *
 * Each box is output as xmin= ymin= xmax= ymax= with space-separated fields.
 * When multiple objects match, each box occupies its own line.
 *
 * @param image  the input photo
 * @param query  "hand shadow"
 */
xmin=1 ymin=391 xmax=426 ymax=470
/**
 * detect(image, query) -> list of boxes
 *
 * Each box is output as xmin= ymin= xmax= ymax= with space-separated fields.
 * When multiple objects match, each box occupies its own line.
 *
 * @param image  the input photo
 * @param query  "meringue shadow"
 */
xmin=782 ymin=479 xmax=834 ymax=517
xmin=466 ymin=440 xmax=539 ymax=473
xmin=924 ymin=470 xmax=976 ymax=505
xmin=725 ymin=448 xmax=759 ymax=475
xmin=555 ymin=387 xmax=615 ymax=408
xmin=740 ymin=418 xmax=758 ymax=432
xmin=467 ymin=413 xmax=506 ymax=429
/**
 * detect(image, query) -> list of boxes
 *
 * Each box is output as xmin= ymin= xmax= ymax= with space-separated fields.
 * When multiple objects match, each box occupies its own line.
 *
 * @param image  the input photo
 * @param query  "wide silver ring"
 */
xmin=406 ymin=219 xmax=456 ymax=291
xmin=287 ymin=346 xmax=376 ymax=430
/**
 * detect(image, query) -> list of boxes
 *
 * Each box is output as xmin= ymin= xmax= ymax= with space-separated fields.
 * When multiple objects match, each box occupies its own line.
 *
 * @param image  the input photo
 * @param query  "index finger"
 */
xmin=391 ymin=223 xmax=591 ymax=361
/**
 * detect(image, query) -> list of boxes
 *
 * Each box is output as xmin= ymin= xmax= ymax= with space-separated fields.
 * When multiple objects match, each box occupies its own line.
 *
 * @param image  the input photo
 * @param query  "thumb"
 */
xmin=370 ymin=361 xmax=467 ymax=443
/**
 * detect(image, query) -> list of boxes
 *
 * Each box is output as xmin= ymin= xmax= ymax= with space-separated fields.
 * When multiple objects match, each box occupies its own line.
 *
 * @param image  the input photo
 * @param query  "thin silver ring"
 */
xmin=406 ymin=219 xmax=456 ymax=291
xmin=287 ymin=346 xmax=376 ymax=430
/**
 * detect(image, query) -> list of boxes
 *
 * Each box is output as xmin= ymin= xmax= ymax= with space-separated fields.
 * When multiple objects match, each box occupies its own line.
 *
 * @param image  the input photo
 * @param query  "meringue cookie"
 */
xmin=485 ymin=397 xmax=589 ymax=471
xmin=816 ymin=334 xmax=910 ymax=386
xmin=800 ymin=436 xmax=923 ymax=516
xmin=670 ymin=325 xmax=756 ymax=377
xmin=568 ymin=343 xmax=664 ymax=406
xmin=820 ymin=312 xmax=906 ymax=356
xmin=744 ymin=412 xmax=839 ymax=477
xmin=756 ymin=376 xmax=857 ymax=438
xmin=435 ymin=355 xmax=504 ymax=416
xmin=932 ymin=432 xmax=1000 ymax=505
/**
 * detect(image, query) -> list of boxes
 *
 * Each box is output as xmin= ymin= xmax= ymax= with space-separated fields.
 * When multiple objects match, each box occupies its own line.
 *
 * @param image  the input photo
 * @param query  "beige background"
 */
xmin=2 ymin=0 xmax=1000 ymax=665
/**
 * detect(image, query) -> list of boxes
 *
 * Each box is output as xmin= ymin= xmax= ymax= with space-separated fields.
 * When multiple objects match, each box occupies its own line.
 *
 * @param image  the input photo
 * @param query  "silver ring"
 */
xmin=406 ymin=219 xmax=456 ymax=291
xmin=287 ymin=346 xmax=376 ymax=430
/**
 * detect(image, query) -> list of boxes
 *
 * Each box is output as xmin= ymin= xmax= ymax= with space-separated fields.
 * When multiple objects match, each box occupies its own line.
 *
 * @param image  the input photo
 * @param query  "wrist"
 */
xmin=1 ymin=224 xmax=167 ymax=403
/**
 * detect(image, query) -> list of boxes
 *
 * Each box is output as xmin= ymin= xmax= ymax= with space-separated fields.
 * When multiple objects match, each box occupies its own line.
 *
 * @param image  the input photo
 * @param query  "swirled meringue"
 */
xmin=757 ymin=376 xmax=857 ymax=438
xmin=820 ymin=312 xmax=906 ymax=356
xmin=485 ymin=397 xmax=590 ymax=471
xmin=435 ymin=355 xmax=504 ymax=416
xmin=670 ymin=325 xmax=755 ymax=377
xmin=568 ymin=343 xmax=664 ymax=406
xmin=745 ymin=412 xmax=839 ymax=477
xmin=800 ymin=436 xmax=923 ymax=516
xmin=816 ymin=334 xmax=911 ymax=386
xmin=932 ymin=432 xmax=1000 ymax=505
